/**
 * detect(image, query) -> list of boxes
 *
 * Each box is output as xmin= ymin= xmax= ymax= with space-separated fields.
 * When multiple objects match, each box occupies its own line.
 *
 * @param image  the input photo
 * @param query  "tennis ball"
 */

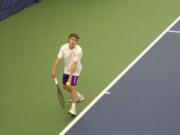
xmin=66 ymin=82 xmax=71 ymax=86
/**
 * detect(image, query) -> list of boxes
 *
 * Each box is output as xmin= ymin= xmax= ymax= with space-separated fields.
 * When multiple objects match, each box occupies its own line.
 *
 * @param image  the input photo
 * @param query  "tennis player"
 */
xmin=51 ymin=33 xmax=84 ymax=116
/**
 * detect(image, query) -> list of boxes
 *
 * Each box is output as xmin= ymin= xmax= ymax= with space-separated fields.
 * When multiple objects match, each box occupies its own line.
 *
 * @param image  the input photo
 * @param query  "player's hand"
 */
xmin=66 ymin=76 xmax=72 ymax=86
xmin=66 ymin=81 xmax=71 ymax=86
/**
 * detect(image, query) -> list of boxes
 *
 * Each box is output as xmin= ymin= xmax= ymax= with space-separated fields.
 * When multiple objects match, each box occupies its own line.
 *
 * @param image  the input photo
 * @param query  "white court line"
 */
xmin=104 ymin=91 xmax=111 ymax=95
xmin=59 ymin=16 xmax=180 ymax=135
xmin=168 ymin=30 xmax=180 ymax=34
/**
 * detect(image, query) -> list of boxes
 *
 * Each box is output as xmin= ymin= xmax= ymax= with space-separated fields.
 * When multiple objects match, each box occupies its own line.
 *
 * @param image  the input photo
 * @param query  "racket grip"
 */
xmin=54 ymin=78 xmax=58 ymax=85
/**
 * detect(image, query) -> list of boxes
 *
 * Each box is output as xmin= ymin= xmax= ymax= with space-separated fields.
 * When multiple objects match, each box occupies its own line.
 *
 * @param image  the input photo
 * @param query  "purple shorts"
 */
xmin=62 ymin=74 xmax=79 ymax=86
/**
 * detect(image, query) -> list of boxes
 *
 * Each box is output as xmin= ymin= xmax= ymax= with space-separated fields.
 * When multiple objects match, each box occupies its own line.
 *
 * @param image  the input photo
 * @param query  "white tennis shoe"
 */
xmin=68 ymin=108 xmax=77 ymax=116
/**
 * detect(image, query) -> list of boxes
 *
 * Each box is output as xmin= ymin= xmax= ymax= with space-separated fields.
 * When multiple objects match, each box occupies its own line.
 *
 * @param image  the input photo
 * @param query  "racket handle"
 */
xmin=54 ymin=78 xmax=58 ymax=85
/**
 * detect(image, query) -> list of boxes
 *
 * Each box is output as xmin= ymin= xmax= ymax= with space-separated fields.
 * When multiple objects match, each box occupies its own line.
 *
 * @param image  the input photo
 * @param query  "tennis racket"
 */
xmin=54 ymin=78 xmax=65 ymax=108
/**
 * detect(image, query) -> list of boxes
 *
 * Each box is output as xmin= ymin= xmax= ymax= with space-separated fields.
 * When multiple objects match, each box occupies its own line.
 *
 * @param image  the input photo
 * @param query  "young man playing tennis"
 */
xmin=51 ymin=33 xmax=84 ymax=116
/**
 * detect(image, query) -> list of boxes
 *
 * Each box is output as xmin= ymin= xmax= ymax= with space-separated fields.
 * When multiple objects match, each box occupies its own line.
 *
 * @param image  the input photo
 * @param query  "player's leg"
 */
xmin=68 ymin=85 xmax=78 ymax=101
xmin=67 ymin=85 xmax=78 ymax=115
xmin=68 ymin=75 xmax=80 ymax=115
xmin=63 ymin=85 xmax=71 ymax=92
xmin=62 ymin=74 xmax=83 ymax=115
xmin=64 ymin=85 xmax=84 ymax=101
xmin=62 ymin=74 xmax=84 ymax=102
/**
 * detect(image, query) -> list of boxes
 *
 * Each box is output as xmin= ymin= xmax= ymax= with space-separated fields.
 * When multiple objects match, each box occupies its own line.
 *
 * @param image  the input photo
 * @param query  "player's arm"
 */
xmin=67 ymin=62 xmax=77 ymax=85
xmin=66 ymin=48 xmax=82 ymax=86
xmin=52 ymin=45 xmax=64 ymax=79
xmin=51 ymin=58 xmax=61 ymax=79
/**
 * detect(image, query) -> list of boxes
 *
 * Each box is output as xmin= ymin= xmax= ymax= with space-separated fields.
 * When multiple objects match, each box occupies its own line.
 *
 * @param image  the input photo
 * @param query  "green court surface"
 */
xmin=0 ymin=0 xmax=180 ymax=135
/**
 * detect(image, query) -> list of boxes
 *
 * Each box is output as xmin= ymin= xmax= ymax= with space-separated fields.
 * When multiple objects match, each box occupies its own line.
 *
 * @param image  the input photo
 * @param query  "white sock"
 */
xmin=71 ymin=102 xmax=76 ymax=110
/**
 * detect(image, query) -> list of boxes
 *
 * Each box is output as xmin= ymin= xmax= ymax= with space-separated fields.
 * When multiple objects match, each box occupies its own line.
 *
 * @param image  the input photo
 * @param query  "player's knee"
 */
xmin=63 ymin=85 xmax=67 ymax=89
xmin=64 ymin=85 xmax=72 ymax=91
xmin=63 ymin=85 xmax=76 ymax=92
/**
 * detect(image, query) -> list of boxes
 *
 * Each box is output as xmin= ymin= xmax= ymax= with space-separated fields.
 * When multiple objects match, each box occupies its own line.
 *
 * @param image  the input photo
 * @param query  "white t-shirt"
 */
xmin=57 ymin=43 xmax=82 ymax=76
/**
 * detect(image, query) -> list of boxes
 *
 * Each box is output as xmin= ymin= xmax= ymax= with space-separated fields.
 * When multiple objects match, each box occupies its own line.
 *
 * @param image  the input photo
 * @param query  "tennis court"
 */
xmin=1 ymin=0 xmax=180 ymax=135
xmin=60 ymin=17 xmax=180 ymax=135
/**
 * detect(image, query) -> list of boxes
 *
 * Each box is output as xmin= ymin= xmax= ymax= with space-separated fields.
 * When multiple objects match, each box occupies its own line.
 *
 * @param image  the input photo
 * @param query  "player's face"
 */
xmin=68 ymin=37 xmax=78 ymax=49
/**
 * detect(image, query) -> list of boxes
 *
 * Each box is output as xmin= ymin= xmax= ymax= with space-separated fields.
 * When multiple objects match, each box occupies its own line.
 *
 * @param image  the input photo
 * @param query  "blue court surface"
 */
xmin=60 ymin=17 xmax=180 ymax=135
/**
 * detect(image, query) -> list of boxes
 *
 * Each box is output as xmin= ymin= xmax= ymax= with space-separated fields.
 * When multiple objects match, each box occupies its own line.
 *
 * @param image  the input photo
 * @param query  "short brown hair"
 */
xmin=68 ymin=33 xmax=80 ymax=40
